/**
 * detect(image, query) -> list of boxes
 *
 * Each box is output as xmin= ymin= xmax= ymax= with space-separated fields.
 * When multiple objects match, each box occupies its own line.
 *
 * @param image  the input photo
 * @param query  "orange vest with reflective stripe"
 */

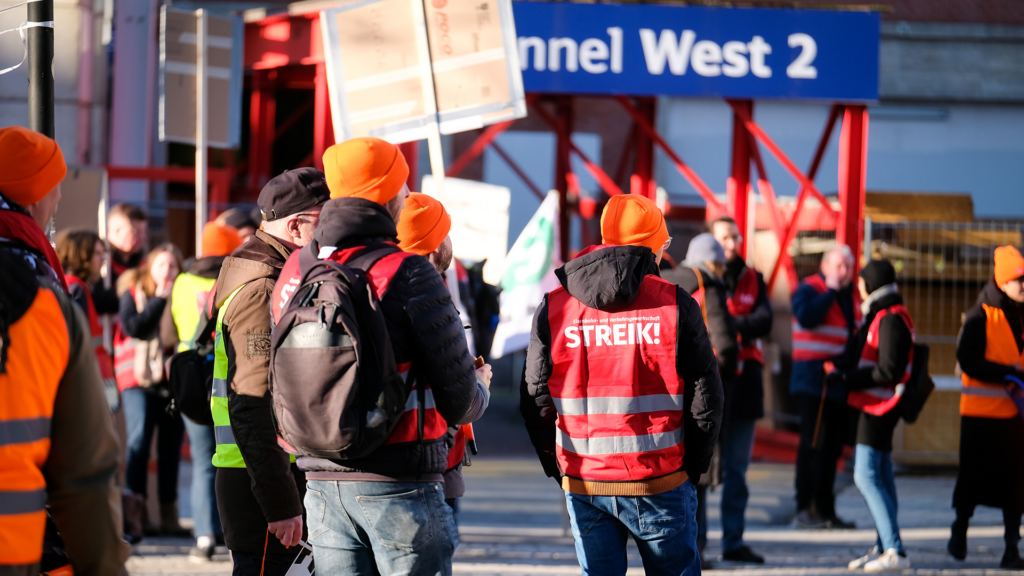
xmin=848 ymin=305 xmax=915 ymax=416
xmin=792 ymin=274 xmax=862 ymax=363
xmin=65 ymin=275 xmax=116 ymax=393
xmin=0 ymin=287 xmax=69 ymax=565
xmin=960 ymin=304 xmax=1022 ymax=419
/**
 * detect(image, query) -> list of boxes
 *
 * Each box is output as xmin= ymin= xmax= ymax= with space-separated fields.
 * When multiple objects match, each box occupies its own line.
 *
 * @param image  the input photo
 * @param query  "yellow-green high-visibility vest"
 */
xmin=171 ymin=272 xmax=216 ymax=353
xmin=210 ymin=285 xmax=295 ymax=469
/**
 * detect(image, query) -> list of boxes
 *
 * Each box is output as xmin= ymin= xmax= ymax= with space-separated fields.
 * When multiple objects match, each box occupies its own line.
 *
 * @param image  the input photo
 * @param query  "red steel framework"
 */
xmin=240 ymin=7 xmax=868 ymax=291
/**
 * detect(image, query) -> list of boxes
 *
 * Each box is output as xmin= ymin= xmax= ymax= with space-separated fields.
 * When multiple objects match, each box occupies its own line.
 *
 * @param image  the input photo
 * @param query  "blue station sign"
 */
xmin=511 ymin=1 xmax=879 ymax=101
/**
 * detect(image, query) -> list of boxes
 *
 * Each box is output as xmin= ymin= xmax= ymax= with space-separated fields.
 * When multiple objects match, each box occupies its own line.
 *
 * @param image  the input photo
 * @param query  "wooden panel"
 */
xmin=865 ymin=191 xmax=974 ymax=223
xmin=893 ymin=390 xmax=960 ymax=466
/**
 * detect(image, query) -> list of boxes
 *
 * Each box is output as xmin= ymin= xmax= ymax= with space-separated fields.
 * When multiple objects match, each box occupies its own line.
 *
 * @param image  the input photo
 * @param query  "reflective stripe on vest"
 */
xmin=848 ymin=305 xmax=916 ymax=416
xmin=0 ymin=287 xmax=68 ymax=565
xmin=960 ymin=303 xmax=1022 ymax=419
xmin=113 ymin=287 xmax=138 ymax=391
xmin=65 ymin=275 xmax=118 ymax=408
xmin=728 ymin=266 xmax=765 ymax=367
xmin=171 ymin=272 xmax=215 ymax=352
xmin=792 ymin=274 xmax=861 ymax=362
xmin=547 ymin=273 xmax=685 ymax=483
xmin=211 ymin=287 xmax=246 ymax=468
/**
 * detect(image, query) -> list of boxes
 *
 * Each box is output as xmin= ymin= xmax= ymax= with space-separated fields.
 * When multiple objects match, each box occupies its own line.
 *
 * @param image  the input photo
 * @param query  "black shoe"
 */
xmin=947 ymin=524 xmax=967 ymax=560
xmin=825 ymin=515 xmax=856 ymax=530
xmin=1001 ymin=548 xmax=1024 ymax=569
xmin=722 ymin=545 xmax=765 ymax=564
xmin=795 ymin=508 xmax=827 ymax=529
xmin=700 ymin=556 xmax=714 ymax=571
xmin=189 ymin=544 xmax=215 ymax=564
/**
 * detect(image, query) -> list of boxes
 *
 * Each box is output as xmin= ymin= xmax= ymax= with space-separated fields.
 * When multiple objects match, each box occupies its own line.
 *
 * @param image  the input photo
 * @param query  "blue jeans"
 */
xmin=721 ymin=418 xmax=757 ymax=552
xmin=853 ymin=444 xmax=903 ymax=554
xmin=123 ymin=387 xmax=184 ymax=502
xmin=304 ymin=480 xmax=458 ymax=576
xmin=564 ymin=480 xmax=701 ymax=576
xmin=184 ymin=418 xmax=222 ymax=539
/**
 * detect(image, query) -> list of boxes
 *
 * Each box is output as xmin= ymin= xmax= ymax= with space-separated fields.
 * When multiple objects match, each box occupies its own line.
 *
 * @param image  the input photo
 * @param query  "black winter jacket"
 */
xmin=521 ymin=245 xmax=725 ymax=484
xmin=297 ymin=198 xmax=480 ymax=481
xmin=662 ymin=265 xmax=739 ymax=377
xmin=723 ymin=257 xmax=773 ymax=420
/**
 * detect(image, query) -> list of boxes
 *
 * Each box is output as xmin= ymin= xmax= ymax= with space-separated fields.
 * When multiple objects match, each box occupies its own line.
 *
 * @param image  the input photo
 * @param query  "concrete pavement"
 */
xmin=127 ymin=457 xmax=1018 ymax=575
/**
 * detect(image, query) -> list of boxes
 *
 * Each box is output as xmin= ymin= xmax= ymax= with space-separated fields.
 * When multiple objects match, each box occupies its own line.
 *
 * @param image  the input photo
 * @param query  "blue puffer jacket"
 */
xmin=789 ymin=275 xmax=857 ymax=401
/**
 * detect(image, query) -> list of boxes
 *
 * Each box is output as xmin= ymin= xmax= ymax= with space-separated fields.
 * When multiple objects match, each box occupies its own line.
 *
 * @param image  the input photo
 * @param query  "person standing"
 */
xmin=663 ymin=232 xmax=738 ymax=566
xmin=790 ymin=246 xmax=860 ymax=529
xmin=0 ymin=125 xmax=128 ymax=575
xmin=949 ymin=245 xmax=1024 ymax=569
xmin=116 ymin=243 xmax=188 ymax=542
xmin=828 ymin=260 xmax=914 ymax=572
xmin=161 ymin=222 xmax=241 ymax=561
xmin=91 ymin=203 xmax=149 ymax=316
xmin=710 ymin=216 xmax=772 ymax=563
xmin=522 ymin=193 xmax=724 ymax=576
xmin=210 ymin=169 xmax=329 ymax=575
xmin=271 ymin=138 xmax=490 ymax=576
xmin=397 ymin=192 xmax=491 ymax=512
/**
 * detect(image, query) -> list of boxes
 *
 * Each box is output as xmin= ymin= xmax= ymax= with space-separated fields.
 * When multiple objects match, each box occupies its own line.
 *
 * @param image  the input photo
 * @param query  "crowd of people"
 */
xmin=1 ymin=123 xmax=1023 ymax=576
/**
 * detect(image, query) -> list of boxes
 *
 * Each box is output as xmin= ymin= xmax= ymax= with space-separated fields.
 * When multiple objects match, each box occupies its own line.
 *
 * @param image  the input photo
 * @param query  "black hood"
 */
xmin=555 ymin=245 xmax=659 ymax=310
xmin=313 ymin=197 xmax=398 ymax=250
xmin=187 ymin=255 xmax=226 ymax=279
xmin=977 ymin=277 xmax=1022 ymax=311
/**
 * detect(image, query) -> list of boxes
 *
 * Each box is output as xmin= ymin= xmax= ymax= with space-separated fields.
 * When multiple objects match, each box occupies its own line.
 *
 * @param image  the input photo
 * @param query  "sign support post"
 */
xmin=27 ymin=0 xmax=54 ymax=138
xmin=195 ymin=9 xmax=208 ymax=258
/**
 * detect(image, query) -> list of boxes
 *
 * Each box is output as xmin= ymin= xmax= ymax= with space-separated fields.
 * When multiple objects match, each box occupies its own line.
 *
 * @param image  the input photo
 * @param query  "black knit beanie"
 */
xmin=859 ymin=259 xmax=896 ymax=295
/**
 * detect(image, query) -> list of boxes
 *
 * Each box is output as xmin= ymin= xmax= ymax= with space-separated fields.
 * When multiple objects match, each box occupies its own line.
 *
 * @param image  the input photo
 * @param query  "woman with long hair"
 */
xmin=115 ymin=243 xmax=190 ymax=543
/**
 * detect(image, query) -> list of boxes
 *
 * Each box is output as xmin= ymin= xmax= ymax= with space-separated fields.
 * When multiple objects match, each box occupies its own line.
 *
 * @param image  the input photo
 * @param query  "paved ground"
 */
xmin=127 ymin=457 xmax=1018 ymax=575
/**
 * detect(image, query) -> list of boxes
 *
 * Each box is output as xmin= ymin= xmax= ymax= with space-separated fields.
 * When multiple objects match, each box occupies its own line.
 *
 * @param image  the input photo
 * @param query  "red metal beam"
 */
xmin=614 ymin=95 xmax=722 ymax=210
xmin=398 ymin=142 xmax=419 ymax=190
xmin=313 ymin=62 xmax=333 ymax=171
xmin=445 ymin=120 xmax=516 ymax=178
xmin=727 ymin=100 xmax=752 ymax=259
xmin=837 ymin=105 xmax=869 ymax=276
xmin=529 ymin=101 xmax=624 ymax=197
xmin=248 ymin=69 xmax=276 ymax=191
xmin=554 ymin=97 xmax=573 ymax=263
xmin=490 ymin=140 xmax=546 ymax=202
xmin=631 ymin=97 xmax=656 ymax=199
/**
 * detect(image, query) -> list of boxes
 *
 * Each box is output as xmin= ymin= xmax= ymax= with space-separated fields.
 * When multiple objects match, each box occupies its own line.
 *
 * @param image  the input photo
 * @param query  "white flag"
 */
xmin=490 ymin=192 xmax=562 ymax=358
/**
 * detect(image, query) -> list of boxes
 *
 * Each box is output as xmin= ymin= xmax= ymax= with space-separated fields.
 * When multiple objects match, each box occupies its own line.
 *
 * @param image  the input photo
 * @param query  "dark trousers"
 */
xmin=231 ymin=550 xmax=299 ymax=576
xmin=954 ymin=506 xmax=1023 ymax=549
xmin=795 ymin=394 xmax=848 ymax=518
xmin=123 ymin=387 xmax=184 ymax=502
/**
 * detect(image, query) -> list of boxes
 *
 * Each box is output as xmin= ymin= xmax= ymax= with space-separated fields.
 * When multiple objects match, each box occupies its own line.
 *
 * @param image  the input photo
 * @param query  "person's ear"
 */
xmin=286 ymin=215 xmax=302 ymax=242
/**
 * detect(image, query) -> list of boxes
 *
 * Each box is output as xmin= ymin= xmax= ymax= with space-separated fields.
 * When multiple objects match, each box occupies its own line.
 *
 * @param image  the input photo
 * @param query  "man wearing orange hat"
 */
xmin=398 ymin=192 xmax=491 ymax=513
xmin=160 ymin=221 xmax=242 ymax=562
xmin=0 ymin=126 xmax=128 ymax=573
xmin=951 ymin=245 xmax=1024 ymax=569
xmin=271 ymin=138 xmax=491 ymax=575
xmin=521 ymin=193 xmax=723 ymax=575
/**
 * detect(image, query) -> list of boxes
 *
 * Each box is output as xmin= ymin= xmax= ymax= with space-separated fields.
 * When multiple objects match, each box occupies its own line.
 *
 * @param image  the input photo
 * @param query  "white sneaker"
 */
xmin=863 ymin=548 xmax=910 ymax=573
xmin=848 ymin=546 xmax=880 ymax=570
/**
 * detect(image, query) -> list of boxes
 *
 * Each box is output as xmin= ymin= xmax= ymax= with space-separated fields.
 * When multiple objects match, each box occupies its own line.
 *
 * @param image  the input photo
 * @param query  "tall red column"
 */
xmin=727 ymin=100 xmax=753 ymax=259
xmin=554 ymin=96 xmax=574 ymax=263
xmin=837 ymin=105 xmax=869 ymax=276
xmin=398 ymin=142 xmax=419 ymax=190
xmin=630 ymin=97 xmax=656 ymax=199
xmin=313 ymin=63 xmax=334 ymax=172
xmin=248 ymin=69 xmax=276 ymax=192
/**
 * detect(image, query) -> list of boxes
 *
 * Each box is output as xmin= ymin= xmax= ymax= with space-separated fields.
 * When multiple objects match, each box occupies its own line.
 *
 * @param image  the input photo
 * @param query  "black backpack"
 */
xmin=167 ymin=301 xmax=217 ymax=426
xmin=269 ymin=243 xmax=409 ymax=460
xmin=899 ymin=343 xmax=934 ymax=424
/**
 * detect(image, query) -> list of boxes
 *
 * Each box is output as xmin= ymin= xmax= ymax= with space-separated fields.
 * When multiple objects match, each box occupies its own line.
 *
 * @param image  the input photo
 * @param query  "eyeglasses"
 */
xmin=662 ymin=237 xmax=673 ymax=250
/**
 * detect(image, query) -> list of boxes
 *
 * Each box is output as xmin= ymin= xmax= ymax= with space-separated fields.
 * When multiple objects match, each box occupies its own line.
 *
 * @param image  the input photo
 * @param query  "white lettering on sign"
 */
xmin=520 ymin=29 xmax=819 ymax=80
xmin=564 ymin=321 xmax=662 ymax=348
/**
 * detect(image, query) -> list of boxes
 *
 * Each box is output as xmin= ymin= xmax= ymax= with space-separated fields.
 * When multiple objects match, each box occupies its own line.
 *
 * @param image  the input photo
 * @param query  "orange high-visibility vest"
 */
xmin=0 ymin=287 xmax=70 ymax=565
xmin=960 ymin=304 xmax=1022 ymax=419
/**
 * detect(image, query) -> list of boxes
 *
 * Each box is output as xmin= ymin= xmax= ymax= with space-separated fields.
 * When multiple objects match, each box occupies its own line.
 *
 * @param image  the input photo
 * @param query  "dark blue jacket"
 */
xmin=790 ymin=273 xmax=857 ymax=401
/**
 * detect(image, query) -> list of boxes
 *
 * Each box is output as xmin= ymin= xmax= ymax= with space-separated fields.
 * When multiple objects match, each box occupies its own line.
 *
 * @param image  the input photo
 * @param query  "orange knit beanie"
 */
xmin=322 ymin=137 xmax=409 ymax=204
xmin=994 ymin=245 xmax=1024 ymax=285
xmin=600 ymin=194 xmax=669 ymax=252
xmin=397 ymin=193 xmax=451 ymax=256
xmin=201 ymin=222 xmax=243 ymax=257
xmin=0 ymin=126 xmax=67 ymax=207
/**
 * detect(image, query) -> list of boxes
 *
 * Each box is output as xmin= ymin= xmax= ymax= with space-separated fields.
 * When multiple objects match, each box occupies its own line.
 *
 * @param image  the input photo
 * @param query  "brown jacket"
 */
xmin=211 ymin=231 xmax=303 ymax=542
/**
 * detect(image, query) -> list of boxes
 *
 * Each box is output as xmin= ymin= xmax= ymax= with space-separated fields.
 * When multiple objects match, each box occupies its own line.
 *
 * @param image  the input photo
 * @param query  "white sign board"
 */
xmin=319 ymin=0 xmax=526 ymax=145
xmin=159 ymin=7 xmax=244 ymax=148
xmin=422 ymin=175 xmax=509 ymax=285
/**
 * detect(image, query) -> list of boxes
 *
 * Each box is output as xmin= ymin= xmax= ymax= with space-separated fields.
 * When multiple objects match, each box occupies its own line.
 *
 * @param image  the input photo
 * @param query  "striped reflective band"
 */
xmin=402 ymin=388 xmax=436 ymax=411
xmin=556 ymin=428 xmax=682 ymax=456
xmin=796 ymin=325 xmax=848 ymax=337
xmin=0 ymin=417 xmax=50 ymax=447
xmin=212 ymin=378 xmax=228 ymax=399
xmin=961 ymin=385 xmax=1009 ymax=399
xmin=860 ymin=386 xmax=898 ymax=400
xmin=215 ymin=425 xmax=236 ymax=446
xmin=0 ymin=488 xmax=46 ymax=515
xmin=553 ymin=394 xmax=684 ymax=416
xmin=92 ymin=335 xmax=105 ymax=349
xmin=793 ymin=341 xmax=846 ymax=353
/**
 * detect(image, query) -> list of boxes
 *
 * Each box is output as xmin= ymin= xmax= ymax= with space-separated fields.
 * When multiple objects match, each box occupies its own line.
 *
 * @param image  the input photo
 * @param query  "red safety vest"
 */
xmin=446 ymin=427 xmax=467 ymax=471
xmin=792 ymin=274 xmax=862 ymax=363
xmin=547 ymin=273 xmax=685 ymax=482
xmin=847 ymin=305 xmax=915 ymax=416
xmin=65 ymin=275 xmax=117 ymax=393
xmin=727 ymin=266 xmax=765 ymax=367
xmin=113 ymin=286 xmax=137 ymax=391
xmin=273 ymin=245 xmax=448 ymax=448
